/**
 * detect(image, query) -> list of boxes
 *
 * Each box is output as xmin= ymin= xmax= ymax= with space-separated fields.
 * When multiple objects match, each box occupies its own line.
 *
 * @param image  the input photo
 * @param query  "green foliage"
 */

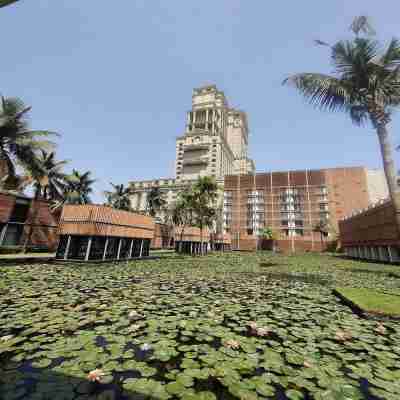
xmin=335 ymin=287 xmax=400 ymax=317
xmin=1 ymin=253 xmax=399 ymax=399
xmin=62 ymin=170 xmax=95 ymax=205
xmin=0 ymin=0 xmax=20 ymax=9
xmin=283 ymin=18 xmax=400 ymax=128
xmin=192 ymin=177 xmax=219 ymax=225
xmin=146 ymin=186 xmax=167 ymax=217
xmin=259 ymin=227 xmax=276 ymax=240
xmin=0 ymin=96 xmax=57 ymax=186
xmin=104 ymin=183 xmax=132 ymax=211
xmin=23 ymin=150 xmax=68 ymax=200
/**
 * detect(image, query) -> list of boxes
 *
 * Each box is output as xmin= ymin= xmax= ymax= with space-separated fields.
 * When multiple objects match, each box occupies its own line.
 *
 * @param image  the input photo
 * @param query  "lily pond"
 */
xmin=1 ymin=252 xmax=400 ymax=400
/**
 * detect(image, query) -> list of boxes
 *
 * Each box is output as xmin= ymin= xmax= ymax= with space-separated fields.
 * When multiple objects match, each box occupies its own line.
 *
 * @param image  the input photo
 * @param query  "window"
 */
xmin=2 ymin=224 xmax=24 ymax=246
xmin=247 ymin=229 xmax=253 ymax=235
xmin=10 ymin=201 xmax=30 ymax=223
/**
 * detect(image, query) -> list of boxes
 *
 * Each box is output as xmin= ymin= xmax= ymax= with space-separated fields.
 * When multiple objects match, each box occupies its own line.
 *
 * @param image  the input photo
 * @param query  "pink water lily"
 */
xmin=248 ymin=321 xmax=258 ymax=330
xmin=87 ymin=369 xmax=105 ymax=382
xmin=224 ymin=339 xmax=240 ymax=350
xmin=335 ymin=329 xmax=352 ymax=342
xmin=375 ymin=323 xmax=386 ymax=335
xmin=255 ymin=327 xmax=270 ymax=337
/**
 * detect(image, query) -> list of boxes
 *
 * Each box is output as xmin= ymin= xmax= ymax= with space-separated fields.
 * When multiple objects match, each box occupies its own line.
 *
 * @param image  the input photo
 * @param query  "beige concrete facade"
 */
xmin=176 ymin=85 xmax=254 ymax=181
xmin=129 ymin=85 xmax=255 ymax=216
xmin=366 ymin=169 xmax=389 ymax=204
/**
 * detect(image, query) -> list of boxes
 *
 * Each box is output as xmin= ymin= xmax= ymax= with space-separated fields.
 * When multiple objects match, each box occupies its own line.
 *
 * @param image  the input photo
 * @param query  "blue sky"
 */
xmin=1 ymin=1 xmax=399 ymax=202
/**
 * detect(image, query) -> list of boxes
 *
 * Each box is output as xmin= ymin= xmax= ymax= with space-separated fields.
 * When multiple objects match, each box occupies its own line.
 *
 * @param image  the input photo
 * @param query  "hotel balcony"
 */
xmin=182 ymin=157 xmax=209 ymax=166
xmin=184 ymin=144 xmax=209 ymax=151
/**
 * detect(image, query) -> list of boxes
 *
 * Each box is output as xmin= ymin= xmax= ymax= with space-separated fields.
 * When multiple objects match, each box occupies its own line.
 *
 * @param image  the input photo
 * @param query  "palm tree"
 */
xmin=146 ymin=187 xmax=167 ymax=218
xmin=24 ymin=151 xmax=68 ymax=201
xmin=104 ymin=183 xmax=132 ymax=211
xmin=171 ymin=191 xmax=195 ymax=253
xmin=22 ymin=151 xmax=68 ymax=252
xmin=63 ymin=169 xmax=95 ymax=205
xmin=283 ymin=16 xmax=400 ymax=227
xmin=313 ymin=219 xmax=331 ymax=248
xmin=0 ymin=96 xmax=56 ymax=182
xmin=192 ymin=176 xmax=219 ymax=255
xmin=0 ymin=0 xmax=20 ymax=8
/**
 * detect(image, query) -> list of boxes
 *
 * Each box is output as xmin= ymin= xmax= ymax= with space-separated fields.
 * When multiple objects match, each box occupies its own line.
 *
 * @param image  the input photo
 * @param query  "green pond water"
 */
xmin=0 ymin=252 xmax=399 ymax=400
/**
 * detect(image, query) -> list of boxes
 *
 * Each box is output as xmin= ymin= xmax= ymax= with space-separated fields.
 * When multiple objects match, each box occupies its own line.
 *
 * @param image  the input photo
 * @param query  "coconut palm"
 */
xmin=313 ymin=219 xmax=331 ymax=248
xmin=0 ymin=96 xmax=56 ymax=182
xmin=62 ymin=169 xmax=95 ymax=205
xmin=104 ymin=183 xmax=132 ymax=211
xmin=0 ymin=0 xmax=20 ymax=8
xmin=146 ymin=187 xmax=167 ymax=218
xmin=283 ymin=16 xmax=400 ymax=226
xmin=171 ymin=190 xmax=195 ymax=253
xmin=24 ymin=151 xmax=68 ymax=201
xmin=22 ymin=151 xmax=68 ymax=252
xmin=192 ymin=176 xmax=219 ymax=255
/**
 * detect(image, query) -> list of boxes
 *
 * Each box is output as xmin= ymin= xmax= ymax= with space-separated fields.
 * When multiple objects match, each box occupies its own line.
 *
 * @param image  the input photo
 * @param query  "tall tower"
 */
xmin=175 ymin=85 xmax=254 ymax=182
xmin=226 ymin=109 xmax=255 ymax=175
xmin=129 ymin=84 xmax=255 ymax=217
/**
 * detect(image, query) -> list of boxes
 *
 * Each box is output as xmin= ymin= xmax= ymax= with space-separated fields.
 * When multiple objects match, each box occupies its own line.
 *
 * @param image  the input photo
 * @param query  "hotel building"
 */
xmin=129 ymin=85 xmax=255 ymax=214
xmin=224 ymin=167 xmax=388 ymax=252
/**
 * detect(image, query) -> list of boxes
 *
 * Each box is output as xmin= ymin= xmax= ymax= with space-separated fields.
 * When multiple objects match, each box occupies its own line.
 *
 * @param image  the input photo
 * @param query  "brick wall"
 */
xmin=325 ymin=167 xmax=370 ymax=231
xmin=339 ymin=196 xmax=400 ymax=247
xmin=0 ymin=193 xmax=15 ymax=223
xmin=224 ymin=167 xmax=371 ymax=253
xmin=0 ymin=193 xmax=60 ymax=250
xmin=151 ymin=223 xmax=173 ymax=249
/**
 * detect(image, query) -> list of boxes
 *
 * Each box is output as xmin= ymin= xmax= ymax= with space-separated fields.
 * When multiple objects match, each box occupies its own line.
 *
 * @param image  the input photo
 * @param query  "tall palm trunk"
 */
xmin=200 ymin=225 xmax=203 ymax=256
xmin=0 ymin=157 xmax=8 ymax=180
xmin=22 ymin=190 xmax=40 ymax=253
xmin=179 ymin=226 xmax=185 ymax=254
xmin=376 ymin=125 xmax=400 ymax=230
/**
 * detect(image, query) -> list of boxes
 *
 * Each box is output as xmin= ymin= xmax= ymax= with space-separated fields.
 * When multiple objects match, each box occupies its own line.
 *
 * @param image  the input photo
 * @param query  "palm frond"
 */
xmin=314 ymin=40 xmax=330 ymax=47
xmin=350 ymin=16 xmax=376 ymax=37
xmin=349 ymin=105 xmax=369 ymax=126
xmin=380 ymin=38 xmax=400 ymax=68
xmin=283 ymin=73 xmax=350 ymax=111
xmin=0 ymin=0 xmax=20 ymax=8
xmin=332 ymin=39 xmax=379 ymax=77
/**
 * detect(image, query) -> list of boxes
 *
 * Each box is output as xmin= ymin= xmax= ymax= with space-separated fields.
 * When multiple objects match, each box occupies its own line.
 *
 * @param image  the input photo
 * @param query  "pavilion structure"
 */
xmin=56 ymin=205 xmax=155 ymax=262
xmin=213 ymin=233 xmax=232 ymax=252
xmin=174 ymin=226 xmax=211 ymax=255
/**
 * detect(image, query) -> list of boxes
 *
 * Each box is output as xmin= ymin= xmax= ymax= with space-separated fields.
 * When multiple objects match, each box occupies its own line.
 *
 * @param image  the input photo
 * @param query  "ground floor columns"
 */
xmin=85 ymin=237 xmax=93 ymax=261
xmin=117 ymin=238 xmax=122 ymax=260
xmin=103 ymin=238 xmax=109 ymax=261
xmin=63 ymin=235 xmax=71 ymax=260
xmin=0 ymin=224 xmax=7 ymax=245
xmin=129 ymin=239 xmax=134 ymax=259
xmin=139 ymin=239 xmax=144 ymax=258
xmin=387 ymin=246 xmax=393 ymax=263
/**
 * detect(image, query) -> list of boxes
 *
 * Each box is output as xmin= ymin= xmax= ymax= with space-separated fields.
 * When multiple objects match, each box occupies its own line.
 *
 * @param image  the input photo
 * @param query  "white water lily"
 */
xmin=0 ymin=335 xmax=14 ymax=342
xmin=141 ymin=343 xmax=151 ymax=351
